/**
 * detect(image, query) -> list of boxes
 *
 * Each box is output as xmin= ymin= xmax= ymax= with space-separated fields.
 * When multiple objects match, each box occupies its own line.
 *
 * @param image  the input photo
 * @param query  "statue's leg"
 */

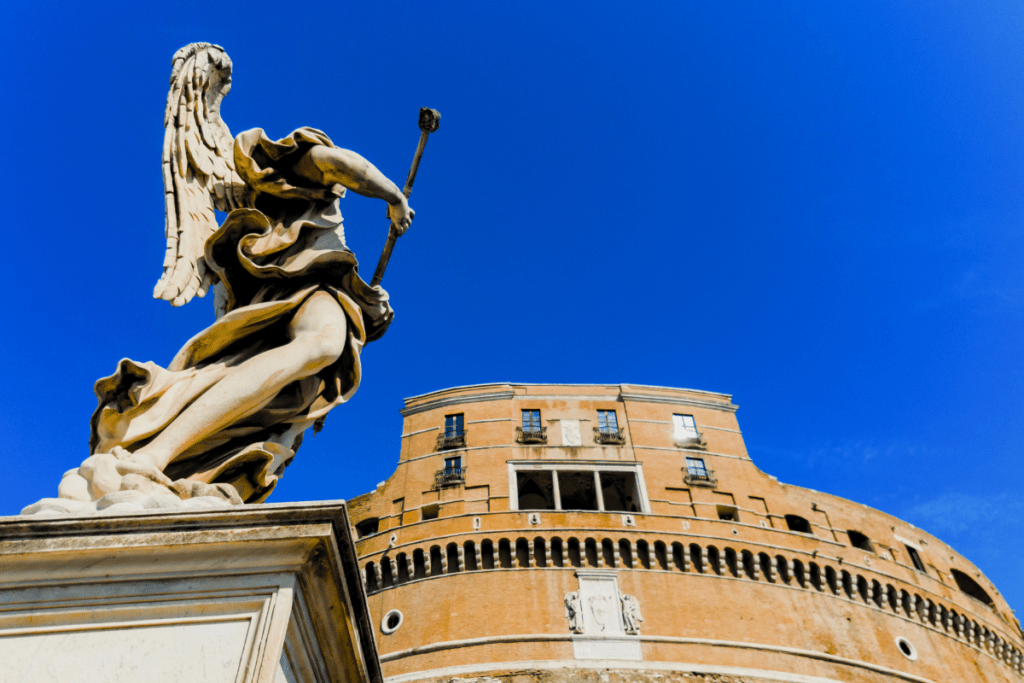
xmin=130 ymin=290 xmax=348 ymax=472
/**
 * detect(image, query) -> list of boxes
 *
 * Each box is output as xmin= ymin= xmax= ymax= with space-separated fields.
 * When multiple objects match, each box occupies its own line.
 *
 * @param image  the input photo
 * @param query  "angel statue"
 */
xmin=25 ymin=43 xmax=418 ymax=514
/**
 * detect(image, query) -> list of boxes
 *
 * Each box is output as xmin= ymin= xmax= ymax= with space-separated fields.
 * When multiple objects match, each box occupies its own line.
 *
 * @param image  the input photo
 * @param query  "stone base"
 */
xmin=570 ymin=635 xmax=643 ymax=661
xmin=0 ymin=500 xmax=381 ymax=683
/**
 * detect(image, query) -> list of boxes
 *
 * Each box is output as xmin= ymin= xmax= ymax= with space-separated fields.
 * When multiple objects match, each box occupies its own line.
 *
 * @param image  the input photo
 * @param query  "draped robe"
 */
xmin=90 ymin=128 xmax=392 ymax=503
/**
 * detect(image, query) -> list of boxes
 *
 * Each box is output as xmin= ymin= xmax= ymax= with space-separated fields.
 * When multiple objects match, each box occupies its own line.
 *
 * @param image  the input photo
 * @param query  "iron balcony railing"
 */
xmin=683 ymin=468 xmax=718 ymax=488
xmin=674 ymin=431 xmax=707 ymax=450
xmin=593 ymin=426 xmax=626 ymax=445
xmin=436 ymin=430 xmax=467 ymax=450
xmin=515 ymin=426 xmax=547 ymax=444
xmin=434 ymin=466 xmax=467 ymax=488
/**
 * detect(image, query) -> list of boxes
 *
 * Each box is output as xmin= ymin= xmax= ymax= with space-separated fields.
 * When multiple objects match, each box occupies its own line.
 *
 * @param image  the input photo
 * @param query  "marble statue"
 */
xmin=26 ymin=43 xmax=421 ymax=514
xmin=620 ymin=594 xmax=643 ymax=635
xmin=564 ymin=592 xmax=584 ymax=634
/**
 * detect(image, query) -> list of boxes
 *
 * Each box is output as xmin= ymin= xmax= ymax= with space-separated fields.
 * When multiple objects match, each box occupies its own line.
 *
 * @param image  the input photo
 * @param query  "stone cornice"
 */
xmin=619 ymin=392 xmax=739 ymax=413
xmin=399 ymin=391 xmax=516 ymax=417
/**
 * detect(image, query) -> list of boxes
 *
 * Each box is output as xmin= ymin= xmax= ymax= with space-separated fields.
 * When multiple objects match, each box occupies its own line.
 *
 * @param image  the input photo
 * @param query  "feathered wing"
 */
xmin=153 ymin=43 xmax=246 ymax=307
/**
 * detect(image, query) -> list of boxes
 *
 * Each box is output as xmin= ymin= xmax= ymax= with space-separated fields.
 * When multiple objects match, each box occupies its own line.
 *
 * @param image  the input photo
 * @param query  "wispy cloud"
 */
xmin=903 ymin=491 xmax=1024 ymax=538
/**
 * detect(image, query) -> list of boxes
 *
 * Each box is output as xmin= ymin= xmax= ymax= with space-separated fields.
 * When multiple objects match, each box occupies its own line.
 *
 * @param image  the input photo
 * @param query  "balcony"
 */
xmin=435 ymin=430 xmax=467 ymax=450
xmin=683 ymin=468 xmax=718 ymax=488
xmin=673 ymin=432 xmax=707 ymax=450
xmin=593 ymin=426 xmax=626 ymax=445
xmin=515 ymin=426 xmax=547 ymax=444
xmin=434 ymin=466 xmax=467 ymax=488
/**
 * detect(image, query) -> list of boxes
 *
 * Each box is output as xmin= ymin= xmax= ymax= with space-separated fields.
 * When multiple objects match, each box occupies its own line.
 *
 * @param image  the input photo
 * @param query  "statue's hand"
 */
xmin=388 ymin=196 xmax=415 ymax=236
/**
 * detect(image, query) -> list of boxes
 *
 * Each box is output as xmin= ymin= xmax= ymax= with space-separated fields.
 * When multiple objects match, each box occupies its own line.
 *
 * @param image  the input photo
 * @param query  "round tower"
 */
xmin=347 ymin=383 xmax=1023 ymax=683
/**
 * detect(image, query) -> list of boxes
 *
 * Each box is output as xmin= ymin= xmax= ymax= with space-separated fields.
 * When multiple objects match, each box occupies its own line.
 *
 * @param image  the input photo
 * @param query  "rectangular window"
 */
xmin=509 ymin=462 xmax=649 ymax=513
xmin=597 ymin=410 xmax=619 ymax=432
xmin=522 ymin=409 xmax=541 ymax=431
xmin=673 ymin=414 xmax=698 ymax=439
xmin=444 ymin=413 xmax=464 ymax=437
xmin=444 ymin=456 xmax=462 ymax=470
xmin=685 ymin=457 xmax=709 ymax=479
xmin=905 ymin=545 xmax=927 ymax=573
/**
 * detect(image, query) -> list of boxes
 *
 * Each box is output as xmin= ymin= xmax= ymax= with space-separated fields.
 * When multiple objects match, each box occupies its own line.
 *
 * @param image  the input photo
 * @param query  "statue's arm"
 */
xmin=293 ymin=146 xmax=414 ymax=234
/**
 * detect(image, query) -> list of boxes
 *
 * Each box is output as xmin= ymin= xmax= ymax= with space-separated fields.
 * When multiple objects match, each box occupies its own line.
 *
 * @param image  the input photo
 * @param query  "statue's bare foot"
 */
xmin=59 ymin=447 xmax=175 ymax=502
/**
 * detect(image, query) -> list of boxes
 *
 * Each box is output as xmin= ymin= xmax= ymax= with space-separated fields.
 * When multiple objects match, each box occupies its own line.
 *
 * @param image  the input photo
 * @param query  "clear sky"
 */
xmin=1 ymin=2 xmax=1021 ymax=610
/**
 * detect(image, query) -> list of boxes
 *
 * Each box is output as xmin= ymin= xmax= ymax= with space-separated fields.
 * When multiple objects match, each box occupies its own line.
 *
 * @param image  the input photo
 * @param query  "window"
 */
xmin=355 ymin=518 xmax=379 ymax=538
xmin=435 ymin=455 xmax=465 ymax=487
xmin=594 ymin=409 xmax=626 ymax=444
xmin=686 ymin=457 xmax=709 ymax=479
xmin=437 ymin=413 xmax=466 ymax=450
xmin=673 ymin=414 xmax=698 ymax=438
xmin=905 ymin=545 xmax=927 ymax=573
xmin=784 ymin=514 xmax=813 ymax=534
xmin=717 ymin=505 xmax=739 ymax=522
xmin=950 ymin=569 xmax=995 ymax=607
xmin=847 ymin=530 xmax=874 ymax=553
xmin=445 ymin=413 xmax=464 ymax=437
xmin=517 ymin=409 xmax=547 ymax=443
xmin=598 ymin=410 xmax=618 ymax=431
xmin=516 ymin=470 xmax=556 ymax=510
xmin=421 ymin=503 xmax=439 ymax=521
xmin=509 ymin=462 xmax=649 ymax=513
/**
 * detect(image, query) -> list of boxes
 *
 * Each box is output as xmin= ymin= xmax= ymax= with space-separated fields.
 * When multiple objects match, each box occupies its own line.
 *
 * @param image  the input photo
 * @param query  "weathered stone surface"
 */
xmin=0 ymin=500 xmax=383 ymax=683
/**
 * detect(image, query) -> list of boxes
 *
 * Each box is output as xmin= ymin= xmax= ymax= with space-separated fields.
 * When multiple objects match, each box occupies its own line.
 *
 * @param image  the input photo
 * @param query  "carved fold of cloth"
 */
xmin=90 ymin=127 xmax=392 ymax=503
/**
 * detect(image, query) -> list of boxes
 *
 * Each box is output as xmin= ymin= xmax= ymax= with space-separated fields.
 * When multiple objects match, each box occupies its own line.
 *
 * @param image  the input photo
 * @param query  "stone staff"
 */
xmin=371 ymin=107 xmax=441 ymax=287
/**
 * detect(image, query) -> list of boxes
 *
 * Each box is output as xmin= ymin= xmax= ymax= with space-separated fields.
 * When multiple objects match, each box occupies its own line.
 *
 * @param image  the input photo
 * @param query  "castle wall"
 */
xmin=347 ymin=384 xmax=1022 ymax=683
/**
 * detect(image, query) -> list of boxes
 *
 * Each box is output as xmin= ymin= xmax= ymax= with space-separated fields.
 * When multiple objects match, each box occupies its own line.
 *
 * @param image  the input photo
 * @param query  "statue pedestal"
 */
xmin=0 ymin=500 xmax=381 ymax=683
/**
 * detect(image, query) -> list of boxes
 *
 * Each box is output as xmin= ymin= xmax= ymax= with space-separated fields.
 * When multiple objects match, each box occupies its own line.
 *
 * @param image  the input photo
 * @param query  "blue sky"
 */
xmin=1 ymin=2 xmax=1021 ymax=609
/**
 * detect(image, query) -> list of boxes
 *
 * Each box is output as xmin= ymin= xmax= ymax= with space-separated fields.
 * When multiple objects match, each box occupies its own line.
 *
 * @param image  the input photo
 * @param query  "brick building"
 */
xmin=347 ymin=383 xmax=1022 ymax=682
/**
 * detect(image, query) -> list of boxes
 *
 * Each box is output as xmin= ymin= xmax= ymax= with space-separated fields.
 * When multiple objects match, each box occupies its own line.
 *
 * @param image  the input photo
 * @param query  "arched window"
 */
xmin=515 ymin=538 xmax=531 ymax=567
xmin=481 ymin=539 xmax=496 ymax=569
xmin=567 ymin=537 xmax=583 ymax=568
xmin=498 ymin=540 xmax=513 ymax=569
xmin=550 ymin=537 xmax=565 ymax=567
xmin=463 ymin=541 xmax=478 ymax=571
xmin=636 ymin=540 xmax=651 ymax=569
xmin=429 ymin=546 xmax=444 ymax=576
xmin=618 ymin=539 xmax=633 ymax=569
xmin=413 ymin=549 xmax=428 ymax=579
xmin=534 ymin=537 xmax=548 ymax=568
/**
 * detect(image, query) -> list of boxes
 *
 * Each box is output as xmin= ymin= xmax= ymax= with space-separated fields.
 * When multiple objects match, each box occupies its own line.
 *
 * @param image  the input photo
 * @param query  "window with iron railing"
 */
xmin=436 ymin=413 xmax=467 ymax=450
xmin=594 ymin=409 xmax=625 ymax=444
xmin=434 ymin=456 xmax=466 ymax=488
xmin=517 ymin=409 xmax=546 ymax=443
xmin=683 ymin=457 xmax=717 ymax=487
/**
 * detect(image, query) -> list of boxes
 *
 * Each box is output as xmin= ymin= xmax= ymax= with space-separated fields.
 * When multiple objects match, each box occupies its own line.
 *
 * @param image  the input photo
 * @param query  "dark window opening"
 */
xmin=785 ymin=514 xmax=813 ymax=534
xmin=905 ymin=545 xmax=927 ymax=573
xmin=498 ymin=539 xmax=513 ymax=568
xmin=516 ymin=471 xmax=556 ymax=510
xmin=355 ymin=518 xmax=379 ymax=539
xmin=848 ymin=530 xmax=874 ymax=553
xmin=421 ymin=503 xmax=439 ymax=521
xmin=600 ymin=471 xmax=639 ymax=512
xmin=559 ymin=471 xmax=599 ymax=511
xmin=385 ymin=612 xmax=401 ymax=630
xmin=898 ymin=639 xmax=913 ymax=657
xmin=717 ymin=505 xmax=739 ymax=522
xmin=950 ymin=569 xmax=995 ymax=607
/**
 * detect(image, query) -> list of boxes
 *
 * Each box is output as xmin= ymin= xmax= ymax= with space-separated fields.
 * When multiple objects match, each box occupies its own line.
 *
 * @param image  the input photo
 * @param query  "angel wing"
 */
xmin=153 ymin=43 xmax=247 ymax=307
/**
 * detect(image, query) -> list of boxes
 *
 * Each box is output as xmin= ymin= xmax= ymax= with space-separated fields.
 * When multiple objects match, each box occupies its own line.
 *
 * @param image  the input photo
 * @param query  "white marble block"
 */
xmin=0 ymin=501 xmax=381 ymax=683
